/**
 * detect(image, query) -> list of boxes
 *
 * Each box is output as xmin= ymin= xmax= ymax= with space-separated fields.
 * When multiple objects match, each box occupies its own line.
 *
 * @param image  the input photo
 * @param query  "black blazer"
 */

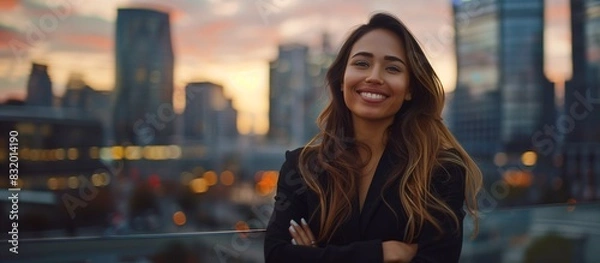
xmin=264 ymin=147 xmax=467 ymax=263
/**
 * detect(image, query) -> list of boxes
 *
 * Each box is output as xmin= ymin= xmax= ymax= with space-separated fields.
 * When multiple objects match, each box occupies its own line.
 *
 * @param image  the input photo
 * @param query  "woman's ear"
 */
xmin=405 ymin=92 xmax=412 ymax=101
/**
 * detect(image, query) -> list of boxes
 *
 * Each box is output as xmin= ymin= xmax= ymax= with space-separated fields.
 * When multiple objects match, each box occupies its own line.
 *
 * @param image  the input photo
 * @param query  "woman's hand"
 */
xmin=382 ymin=240 xmax=418 ymax=263
xmin=288 ymin=218 xmax=317 ymax=247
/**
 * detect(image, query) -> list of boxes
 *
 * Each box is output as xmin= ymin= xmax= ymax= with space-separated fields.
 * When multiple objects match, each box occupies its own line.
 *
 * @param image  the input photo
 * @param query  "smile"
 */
xmin=358 ymin=91 xmax=388 ymax=101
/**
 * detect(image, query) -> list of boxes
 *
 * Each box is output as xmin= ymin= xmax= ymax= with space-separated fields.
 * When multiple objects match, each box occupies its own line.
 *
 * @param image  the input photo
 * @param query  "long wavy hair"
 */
xmin=298 ymin=12 xmax=482 ymax=243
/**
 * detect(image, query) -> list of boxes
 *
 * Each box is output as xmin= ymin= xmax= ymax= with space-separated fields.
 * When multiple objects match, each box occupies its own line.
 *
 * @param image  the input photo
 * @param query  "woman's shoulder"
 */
xmin=284 ymin=147 xmax=305 ymax=163
xmin=284 ymin=145 xmax=321 ymax=165
xmin=278 ymin=147 xmax=313 ymax=191
xmin=279 ymin=147 xmax=309 ymax=176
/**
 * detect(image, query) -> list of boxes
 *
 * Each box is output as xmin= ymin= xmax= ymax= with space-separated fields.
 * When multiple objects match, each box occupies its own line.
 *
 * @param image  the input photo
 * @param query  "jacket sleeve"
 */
xmin=411 ymin=163 xmax=467 ymax=263
xmin=264 ymin=149 xmax=384 ymax=263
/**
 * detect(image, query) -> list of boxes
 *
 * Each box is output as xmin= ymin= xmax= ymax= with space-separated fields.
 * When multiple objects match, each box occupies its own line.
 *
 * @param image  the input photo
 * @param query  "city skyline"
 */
xmin=0 ymin=0 xmax=572 ymax=134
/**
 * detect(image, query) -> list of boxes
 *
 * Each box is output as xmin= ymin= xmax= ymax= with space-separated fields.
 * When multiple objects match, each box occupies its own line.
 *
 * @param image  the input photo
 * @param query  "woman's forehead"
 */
xmin=349 ymin=29 xmax=406 ymax=59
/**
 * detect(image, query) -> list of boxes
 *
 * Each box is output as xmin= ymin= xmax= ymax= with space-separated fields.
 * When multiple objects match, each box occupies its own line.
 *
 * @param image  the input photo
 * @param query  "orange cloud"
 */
xmin=0 ymin=28 xmax=23 ymax=50
xmin=0 ymin=0 xmax=18 ymax=11
xmin=59 ymin=34 xmax=113 ymax=52
xmin=174 ymin=20 xmax=237 ymax=59
xmin=197 ymin=19 xmax=236 ymax=36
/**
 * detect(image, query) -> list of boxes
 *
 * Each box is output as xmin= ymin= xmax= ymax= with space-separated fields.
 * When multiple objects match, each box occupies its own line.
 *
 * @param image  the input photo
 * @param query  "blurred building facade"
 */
xmin=62 ymin=75 xmax=95 ymax=110
xmin=561 ymin=0 xmax=600 ymax=201
xmin=183 ymin=82 xmax=238 ymax=143
xmin=499 ymin=1 xmax=554 ymax=151
xmin=62 ymin=75 xmax=111 ymax=113
xmin=452 ymin=0 xmax=502 ymax=168
xmin=268 ymin=34 xmax=335 ymax=147
xmin=62 ymin=74 xmax=112 ymax=143
xmin=452 ymin=0 xmax=556 ymax=204
xmin=112 ymin=8 xmax=175 ymax=146
xmin=0 ymin=107 xmax=113 ymax=233
xmin=26 ymin=63 xmax=53 ymax=107
xmin=443 ymin=91 xmax=455 ymax=132
xmin=268 ymin=44 xmax=311 ymax=146
xmin=306 ymin=33 xmax=336 ymax=143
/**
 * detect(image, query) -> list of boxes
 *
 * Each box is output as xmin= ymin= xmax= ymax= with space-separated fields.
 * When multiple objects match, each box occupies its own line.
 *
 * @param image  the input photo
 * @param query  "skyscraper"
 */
xmin=452 ymin=0 xmax=501 ymax=157
xmin=61 ymin=74 xmax=112 ymax=139
xmin=268 ymin=44 xmax=312 ymax=146
xmin=585 ymin=0 xmax=600 ymax=145
xmin=564 ymin=0 xmax=587 ymax=144
xmin=268 ymin=35 xmax=334 ymax=147
xmin=561 ymin=0 xmax=600 ymax=201
xmin=183 ymin=82 xmax=237 ymax=142
xmin=583 ymin=0 xmax=600 ymax=142
xmin=218 ymin=99 xmax=239 ymax=139
xmin=113 ymin=8 xmax=174 ymax=146
xmin=62 ymin=74 xmax=93 ymax=110
xmin=585 ymin=0 xmax=600 ymax=200
xmin=305 ymin=33 xmax=336 ymax=143
xmin=500 ymin=1 xmax=554 ymax=151
xmin=452 ymin=0 xmax=554 ymax=190
xmin=26 ymin=63 xmax=53 ymax=107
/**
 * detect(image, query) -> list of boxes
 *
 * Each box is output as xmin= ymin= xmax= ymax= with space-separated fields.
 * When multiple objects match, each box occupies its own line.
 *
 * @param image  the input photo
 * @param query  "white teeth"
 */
xmin=360 ymin=92 xmax=386 ymax=100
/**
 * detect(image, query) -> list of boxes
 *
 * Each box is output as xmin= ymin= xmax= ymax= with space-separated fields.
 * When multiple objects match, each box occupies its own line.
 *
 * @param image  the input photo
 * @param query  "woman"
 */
xmin=264 ymin=12 xmax=482 ymax=263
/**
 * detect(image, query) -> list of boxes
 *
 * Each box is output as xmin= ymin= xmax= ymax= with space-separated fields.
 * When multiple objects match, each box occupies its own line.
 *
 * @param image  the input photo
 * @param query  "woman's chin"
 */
xmin=352 ymin=112 xmax=394 ymax=123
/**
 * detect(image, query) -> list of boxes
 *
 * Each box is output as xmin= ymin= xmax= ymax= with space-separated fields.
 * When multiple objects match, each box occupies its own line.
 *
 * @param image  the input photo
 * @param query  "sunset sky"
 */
xmin=0 ymin=0 xmax=571 ymax=134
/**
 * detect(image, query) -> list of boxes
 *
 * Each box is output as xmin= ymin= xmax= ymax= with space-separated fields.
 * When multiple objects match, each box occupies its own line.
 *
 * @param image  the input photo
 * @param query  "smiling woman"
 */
xmin=264 ymin=12 xmax=483 ymax=263
xmin=342 ymin=29 xmax=412 ymax=124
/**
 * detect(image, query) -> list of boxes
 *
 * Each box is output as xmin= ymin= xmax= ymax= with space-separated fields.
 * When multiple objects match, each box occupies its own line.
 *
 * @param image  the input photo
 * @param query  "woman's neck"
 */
xmin=353 ymin=118 xmax=391 ymax=156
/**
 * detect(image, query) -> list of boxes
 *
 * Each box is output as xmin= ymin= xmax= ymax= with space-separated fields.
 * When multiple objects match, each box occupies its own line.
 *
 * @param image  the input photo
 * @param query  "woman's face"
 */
xmin=342 ymin=28 xmax=411 ymax=125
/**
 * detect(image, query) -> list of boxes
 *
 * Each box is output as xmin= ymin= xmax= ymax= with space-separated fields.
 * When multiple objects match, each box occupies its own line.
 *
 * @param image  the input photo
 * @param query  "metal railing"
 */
xmin=2 ymin=202 xmax=599 ymax=263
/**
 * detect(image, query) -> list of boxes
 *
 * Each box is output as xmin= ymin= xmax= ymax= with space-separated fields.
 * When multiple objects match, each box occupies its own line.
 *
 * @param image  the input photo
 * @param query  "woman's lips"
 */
xmin=357 ymin=90 xmax=388 ymax=102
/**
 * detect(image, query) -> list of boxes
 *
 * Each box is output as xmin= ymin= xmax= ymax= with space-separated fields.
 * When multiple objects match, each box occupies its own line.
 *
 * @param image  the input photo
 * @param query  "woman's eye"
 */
xmin=353 ymin=61 xmax=369 ymax=67
xmin=387 ymin=66 xmax=401 ymax=73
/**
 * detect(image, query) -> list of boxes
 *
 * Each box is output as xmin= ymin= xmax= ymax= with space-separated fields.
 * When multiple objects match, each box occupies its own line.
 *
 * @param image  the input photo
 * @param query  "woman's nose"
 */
xmin=365 ymin=67 xmax=383 ymax=84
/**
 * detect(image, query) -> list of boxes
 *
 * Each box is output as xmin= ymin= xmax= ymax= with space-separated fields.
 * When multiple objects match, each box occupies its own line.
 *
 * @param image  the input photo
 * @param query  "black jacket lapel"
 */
xmin=359 ymin=145 xmax=396 ymax=236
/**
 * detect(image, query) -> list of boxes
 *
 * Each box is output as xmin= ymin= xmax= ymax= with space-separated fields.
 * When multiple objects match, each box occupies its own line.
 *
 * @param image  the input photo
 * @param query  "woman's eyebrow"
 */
xmin=350 ymin=51 xmax=406 ymax=66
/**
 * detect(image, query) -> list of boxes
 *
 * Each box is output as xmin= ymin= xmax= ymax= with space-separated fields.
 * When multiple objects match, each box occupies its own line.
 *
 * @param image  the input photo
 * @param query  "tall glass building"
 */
xmin=499 ymin=0 xmax=554 ymax=149
xmin=452 ymin=0 xmax=501 ymax=162
xmin=112 ymin=8 xmax=174 ymax=146
xmin=585 ymin=0 xmax=600 ymax=141
xmin=452 ymin=0 xmax=555 ymax=200
xmin=268 ymin=35 xmax=335 ymax=147
xmin=562 ymin=0 xmax=600 ymax=201
xmin=268 ymin=44 xmax=312 ymax=147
